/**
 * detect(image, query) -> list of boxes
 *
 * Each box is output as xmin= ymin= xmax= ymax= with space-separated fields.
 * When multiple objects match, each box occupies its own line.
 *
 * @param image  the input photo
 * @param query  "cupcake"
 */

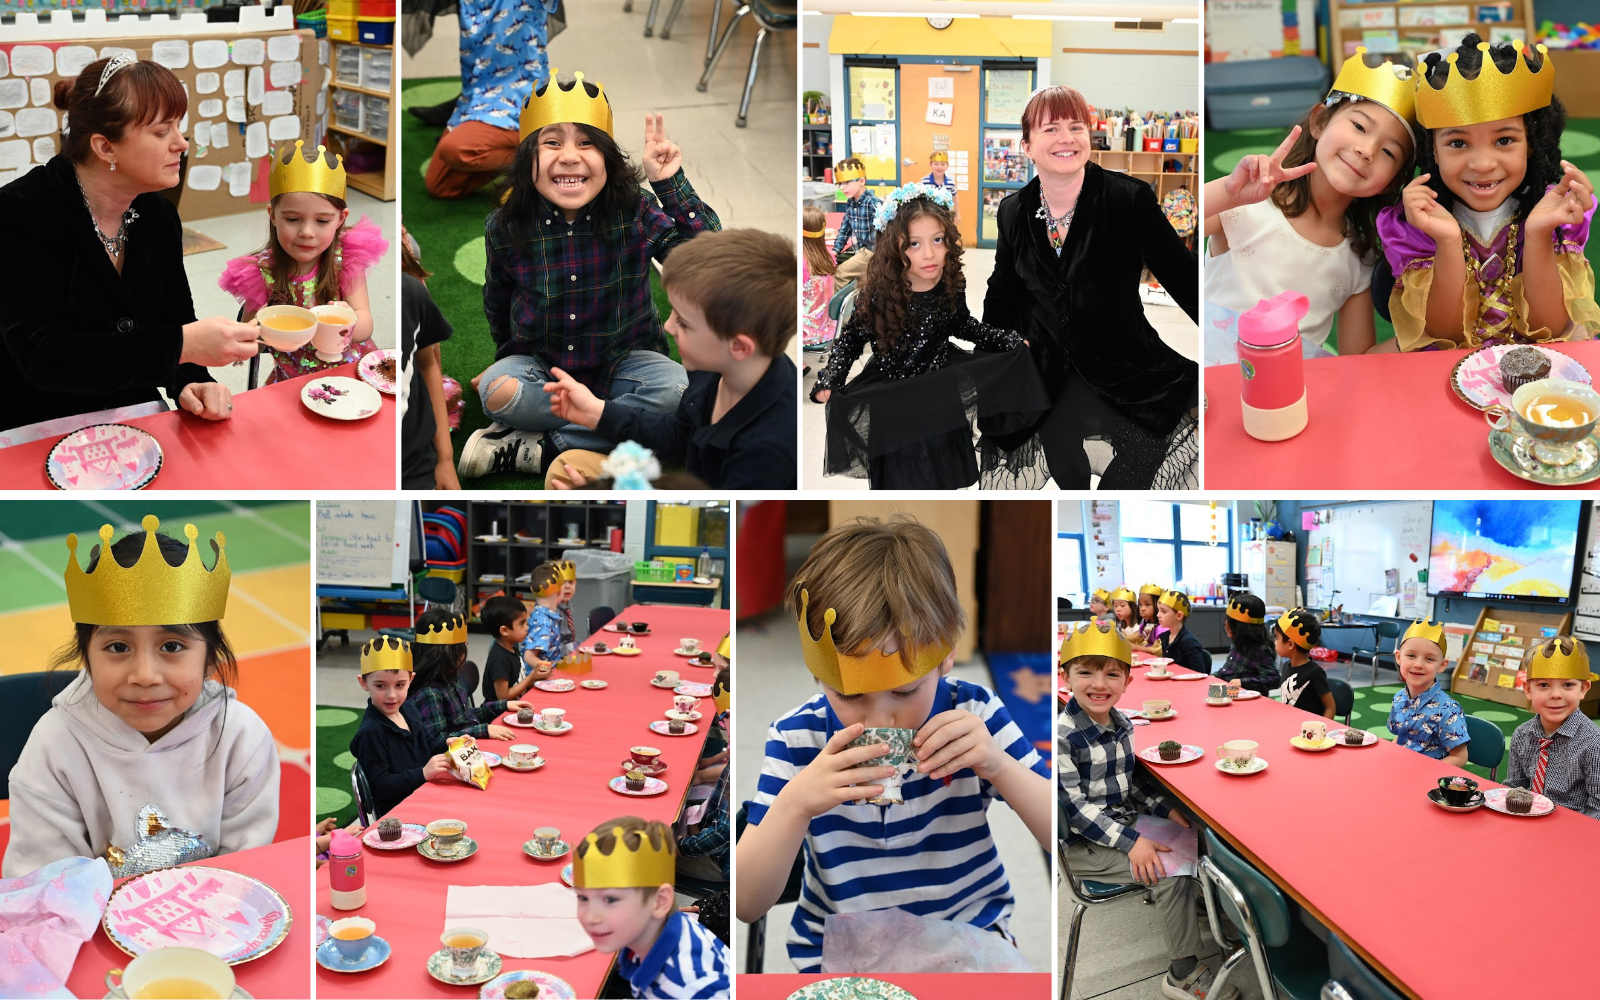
xmin=593 ymin=641 xmax=607 ymax=653
xmin=517 ymin=707 xmax=535 ymax=725
xmin=504 ymin=982 xmax=541 ymax=1000
xmin=1505 ymin=788 xmax=1535 ymax=814
xmin=1158 ymin=740 xmax=1183 ymax=761
xmin=378 ymin=817 xmax=402 ymax=841
xmin=1500 ymin=346 xmax=1550 ymax=390
xmin=1343 ymin=728 xmax=1367 ymax=745
xmin=668 ymin=718 xmax=686 ymax=734
xmin=696 ymin=651 xmax=713 ymax=664
xmin=625 ymin=769 xmax=646 ymax=791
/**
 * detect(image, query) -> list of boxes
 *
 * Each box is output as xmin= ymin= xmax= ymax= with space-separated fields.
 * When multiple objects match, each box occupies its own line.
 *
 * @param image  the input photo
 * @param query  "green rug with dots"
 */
xmin=316 ymin=704 xmax=363 ymax=829
xmin=401 ymin=78 xmax=678 ymax=489
xmin=1203 ymin=118 xmax=1600 ymax=351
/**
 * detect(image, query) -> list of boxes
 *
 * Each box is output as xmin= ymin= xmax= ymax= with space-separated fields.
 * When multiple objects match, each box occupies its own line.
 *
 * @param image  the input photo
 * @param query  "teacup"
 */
xmin=1207 ymin=681 xmax=1230 ymax=701
xmin=655 ymin=670 xmax=680 ymax=686
xmin=1149 ymin=662 xmax=1170 ymax=677
xmin=256 ymin=304 xmax=319 ymax=351
xmin=440 ymin=927 xmax=488 ymax=978
xmin=1485 ymin=378 xmax=1600 ymax=467
xmin=618 ymin=635 xmax=636 ymax=649
xmin=1215 ymin=740 xmax=1259 ymax=768
xmin=310 ymin=302 xmax=357 ymax=362
xmin=630 ymin=622 xmax=648 ymax=632
xmin=630 ymin=745 xmax=662 ymax=766
xmin=1300 ymin=720 xmax=1328 ymax=743
xmin=674 ymin=695 xmax=701 ymax=714
xmin=105 ymin=946 xmax=236 ymax=1000
xmin=533 ymin=826 xmax=561 ymax=853
xmin=539 ymin=707 xmax=566 ymax=728
xmin=680 ymin=637 xmax=700 ymax=652
xmin=426 ymin=818 xmax=468 ymax=856
xmin=509 ymin=743 xmax=539 ymax=765
xmin=1437 ymin=775 xmax=1479 ymax=807
xmin=328 ymin=917 xmax=376 ymax=961
xmin=848 ymin=727 xmax=918 ymax=768
xmin=1142 ymin=699 xmax=1172 ymax=718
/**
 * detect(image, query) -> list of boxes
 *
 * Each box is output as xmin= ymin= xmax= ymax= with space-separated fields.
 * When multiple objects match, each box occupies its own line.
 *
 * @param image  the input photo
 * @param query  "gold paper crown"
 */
xmin=796 ymin=586 xmax=952 ymax=695
xmin=1226 ymin=596 xmax=1264 ymax=624
xmin=1058 ymin=619 xmax=1132 ymax=666
xmin=573 ymin=824 xmax=676 ymax=889
xmin=65 ymin=515 xmax=229 ymax=626
xmin=1401 ymin=618 xmax=1447 ymax=655
xmin=1527 ymin=636 xmax=1596 ymax=681
xmin=268 ymin=140 xmax=346 ymax=200
xmin=530 ymin=563 xmax=563 ymax=598
xmin=1329 ymin=47 xmax=1418 ymax=128
xmin=929 ymin=151 xmax=949 ymax=164
xmin=557 ymin=560 xmax=578 ymax=583
xmin=717 ymin=633 xmax=730 ymax=659
xmin=1091 ymin=587 xmax=1111 ymax=603
xmin=1109 ymin=586 xmax=1138 ymax=604
xmin=519 ymin=69 xmax=613 ymax=142
xmin=360 ymin=635 xmax=412 ymax=675
xmin=1416 ymin=42 xmax=1554 ymax=129
xmin=1139 ymin=584 xmax=1165 ymax=597
xmin=1276 ymin=608 xmax=1318 ymax=650
xmin=415 ymin=614 xmax=467 ymax=645
xmin=834 ymin=162 xmax=865 ymax=182
xmin=1159 ymin=590 xmax=1191 ymax=617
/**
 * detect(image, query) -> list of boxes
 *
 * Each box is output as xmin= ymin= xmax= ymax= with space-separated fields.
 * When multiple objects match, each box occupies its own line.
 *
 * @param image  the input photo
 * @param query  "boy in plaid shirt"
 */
xmin=1058 ymin=620 xmax=1237 ymax=1000
xmin=1506 ymin=636 xmax=1600 ymax=819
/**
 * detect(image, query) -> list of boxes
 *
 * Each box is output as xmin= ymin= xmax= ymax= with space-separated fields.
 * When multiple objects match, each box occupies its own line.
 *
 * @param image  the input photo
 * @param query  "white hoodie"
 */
xmin=3 ymin=672 xmax=280 ymax=878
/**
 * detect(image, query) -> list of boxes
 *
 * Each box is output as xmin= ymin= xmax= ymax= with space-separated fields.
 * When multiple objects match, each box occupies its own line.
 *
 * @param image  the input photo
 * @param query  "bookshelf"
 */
xmin=1326 ymin=0 xmax=1530 ymax=70
xmin=460 ymin=501 xmax=628 ymax=625
xmin=1089 ymin=149 xmax=1198 ymax=206
xmin=802 ymin=123 xmax=833 ymax=182
xmin=325 ymin=4 xmax=397 ymax=201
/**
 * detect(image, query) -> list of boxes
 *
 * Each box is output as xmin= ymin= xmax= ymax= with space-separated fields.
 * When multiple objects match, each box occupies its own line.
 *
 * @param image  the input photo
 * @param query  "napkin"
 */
xmin=1133 ymin=815 xmax=1199 ymax=878
xmin=0 ymin=856 xmax=114 ymax=999
xmin=446 ymin=883 xmax=595 ymax=958
xmin=820 ymin=909 xmax=1032 ymax=973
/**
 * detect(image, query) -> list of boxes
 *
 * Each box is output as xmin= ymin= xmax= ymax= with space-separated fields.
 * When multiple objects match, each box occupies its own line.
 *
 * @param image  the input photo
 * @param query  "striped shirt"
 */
xmin=1058 ymin=696 xmax=1177 ymax=852
xmin=919 ymin=172 xmax=958 ymax=197
xmin=748 ymin=678 xmax=1047 ymax=972
xmin=1505 ymin=711 xmax=1600 ymax=819
xmin=616 ymin=909 xmax=729 ymax=999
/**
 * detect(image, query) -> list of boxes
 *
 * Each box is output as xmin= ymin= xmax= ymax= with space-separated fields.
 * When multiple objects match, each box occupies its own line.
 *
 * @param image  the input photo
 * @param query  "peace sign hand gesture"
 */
xmin=642 ymin=113 xmax=682 ymax=183
xmin=1223 ymin=125 xmax=1319 ymax=206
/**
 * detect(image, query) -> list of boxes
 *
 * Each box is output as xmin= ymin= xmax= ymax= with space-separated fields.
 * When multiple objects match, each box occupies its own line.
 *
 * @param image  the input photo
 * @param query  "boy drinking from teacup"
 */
xmin=520 ymin=562 xmax=565 ymax=681
xmin=737 ymin=516 xmax=1051 ymax=972
xmin=1155 ymin=590 xmax=1211 ymax=676
xmin=1274 ymin=609 xmax=1336 ymax=719
xmin=349 ymin=636 xmax=455 ymax=819
xmin=1387 ymin=620 xmax=1469 ymax=767
xmin=1057 ymin=621 xmax=1238 ymax=1000
xmin=1506 ymin=637 xmax=1600 ymax=818
xmin=480 ymin=595 xmax=544 ymax=703
xmin=574 ymin=816 xmax=729 ymax=998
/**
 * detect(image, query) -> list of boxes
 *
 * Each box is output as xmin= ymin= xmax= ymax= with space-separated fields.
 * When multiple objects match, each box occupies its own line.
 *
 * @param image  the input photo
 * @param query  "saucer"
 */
xmin=1428 ymin=788 xmax=1486 ymax=813
xmin=1144 ymin=671 xmax=1172 ymax=681
xmin=505 ymin=714 xmax=541 ymax=728
xmin=316 ymin=935 xmax=392 ymax=973
xmin=417 ymin=836 xmax=479 ymax=862
xmin=609 ymin=775 xmax=669 ymax=796
xmin=1216 ymin=756 xmax=1268 ymax=775
xmin=612 ymin=647 xmax=644 ymax=657
xmin=580 ymin=679 xmax=609 ymax=688
xmin=501 ymin=756 xmax=547 ymax=772
xmin=621 ymin=758 xmax=668 ymax=775
xmin=1483 ymin=787 xmax=1555 ymax=817
xmin=580 ymin=648 xmax=613 ymax=657
xmin=534 ymin=679 xmax=576 ymax=693
xmin=1233 ymin=690 xmax=1263 ymax=700
xmin=301 ymin=375 xmax=382 ymax=420
xmin=665 ymin=709 xmax=703 ymax=721
xmin=1328 ymin=729 xmax=1379 ymax=747
xmin=560 ymin=863 xmax=574 ymax=887
xmin=522 ymin=838 xmax=572 ymax=860
xmin=650 ymin=720 xmax=699 ymax=736
xmin=1488 ymin=427 xmax=1600 ymax=485
xmin=480 ymin=969 xmax=578 ymax=999
xmin=1144 ymin=709 xmax=1177 ymax=721
xmin=533 ymin=720 xmax=573 ymax=734
xmin=650 ymin=678 xmax=683 ymax=689
xmin=1168 ymin=674 xmax=1207 ymax=681
xmin=1205 ymin=697 xmax=1233 ymax=706
xmin=674 ymin=648 xmax=709 ymax=657
xmin=1290 ymin=736 xmax=1337 ymax=752
xmin=1138 ymin=744 xmax=1203 ymax=765
xmin=363 ymin=822 xmax=427 ymax=850
xmin=427 ymin=947 xmax=502 ymax=986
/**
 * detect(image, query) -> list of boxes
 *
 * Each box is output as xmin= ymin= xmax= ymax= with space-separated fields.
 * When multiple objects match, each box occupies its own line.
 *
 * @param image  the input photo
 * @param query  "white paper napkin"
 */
xmin=445 ymin=883 xmax=595 ymax=959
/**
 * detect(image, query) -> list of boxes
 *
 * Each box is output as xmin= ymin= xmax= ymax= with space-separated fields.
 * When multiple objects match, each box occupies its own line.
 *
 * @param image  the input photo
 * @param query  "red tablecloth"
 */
xmin=1202 ymin=341 xmax=1600 ymax=488
xmin=316 ymin=605 xmax=730 ymax=998
xmin=737 ymin=973 xmax=1050 ymax=999
xmin=0 ymin=363 xmax=394 ymax=489
xmin=1120 ymin=672 xmax=1600 ymax=998
xmin=65 ymin=836 xmax=312 ymax=1000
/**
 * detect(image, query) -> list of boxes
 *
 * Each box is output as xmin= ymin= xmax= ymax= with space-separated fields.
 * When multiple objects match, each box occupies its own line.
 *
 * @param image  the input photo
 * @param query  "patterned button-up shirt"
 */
xmin=832 ymin=190 xmax=882 ymax=255
xmin=519 ymin=605 xmax=563 ymax=677
xmin=1388 ymin=685 xmax=1470 ymax=759
xmin=408 ymin=680 xmax=508 ymax=746
xmin=1506 ymin=710 xmax=1600 ymax=819
xmin=484 ymin=170 xmax=719 ymax=393
xmin=1058 ymin=697 xmax=1176 ymax=852
xmin=449 ymin=0 xmax=557 ymax=131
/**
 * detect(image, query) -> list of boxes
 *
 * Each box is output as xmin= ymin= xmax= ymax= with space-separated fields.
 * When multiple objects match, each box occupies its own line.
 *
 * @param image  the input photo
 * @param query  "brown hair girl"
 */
xmin=857 ymin=196 xmax=965 ymax=352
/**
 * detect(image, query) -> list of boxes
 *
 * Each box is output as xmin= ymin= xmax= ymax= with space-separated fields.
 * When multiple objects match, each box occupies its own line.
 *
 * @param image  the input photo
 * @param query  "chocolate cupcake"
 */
xmin=1500 ymin=346 xmax=1550 ymax=390
xmin=378 ymin=817 xmax=402 ymax=841
xmin=1158 ymin=740 xmax=1183 ymax=761
xmin=1343 ymin=728 xmax=1367 ymax=745
xmin=625 ymin=769 xmax=646 ymax=791
xmin=668 ymin=718 xmax=686 ymax=734
xmin=517 ymin=707 xmax=535 ymax=725
xmin=1505 ymin=788 xmax=1535 ymax=813
xmin=504 ymin=981 xmax=541 ymax=1000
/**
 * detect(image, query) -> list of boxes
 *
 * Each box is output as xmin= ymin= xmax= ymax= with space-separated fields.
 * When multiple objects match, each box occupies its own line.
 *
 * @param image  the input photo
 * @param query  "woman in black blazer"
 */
xmin=983 ymin=86 xmax=1199 ymax=490
xmin=0 ymin=57 xmax=257 ymax=434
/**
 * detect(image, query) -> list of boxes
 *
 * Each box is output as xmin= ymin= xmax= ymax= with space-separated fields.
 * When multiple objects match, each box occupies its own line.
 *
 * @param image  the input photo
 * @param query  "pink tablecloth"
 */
xmin=315 ymin=605 xmax=730 ymax=998
xmin=737 ymin=973 xmax=1051 ymax=999
xmin=0 ymin=362 xmax=394 ymax=489
xmin=1119 ymin=670 xmax=1600 ymax=998
xmin=66 ymin=836 xmax=313 ymax=1000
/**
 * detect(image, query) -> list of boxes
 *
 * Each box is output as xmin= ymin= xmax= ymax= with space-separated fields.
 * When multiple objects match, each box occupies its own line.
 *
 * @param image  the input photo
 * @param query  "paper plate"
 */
xmin=786 ymin=979 xmax=919 ymax=1000
xmin=363 ymin=822 xmax=428 ymax=849
xmin=611 ymin=647 xmax=643 ymax=657
xmin=534 ymin=678 xmax=576 ymax=693
xmin=505 ymin=714 xmax=542 ymax=728
xmin=315 ymin=914 xmax=331 ymax=945
xmin=1450 ymin=343 xmax=1591 ymax=411
xmin=1232 ymin=690 xmax=1263 ymax=700
xmin=650 ymin=719 xmax=699 ymax=736
xmin=1290 ymin=736 xmax=1337 ymax=752
xmin=609 ymin=775 xmax=669 ymax=796
xmin=300 ymin=375 xmax=382 ymax=420
xmin=358 ymin=349 xmax=397 ymax=394
xmin=47 ymin=423 xmax=162 ymax=490
xmin=103 ymin=867 xmax=291 ymax=964
xmin=1328 ymin=729 xmax=1379 ymax=747
xmin=1138 ymin=744 xmax=1203 ymax=765
xmin=1483 ymin=787 xmax=1555 ymax=817
xmin=675 ymin=683 xmax=713 ymax=697
xmin=481 ymin=970 xmax=577 ymax=999
xmin=480 ymin=752 xmax=503 ymax=767
xmin=560 ymin=863 xmax=574 ymax=887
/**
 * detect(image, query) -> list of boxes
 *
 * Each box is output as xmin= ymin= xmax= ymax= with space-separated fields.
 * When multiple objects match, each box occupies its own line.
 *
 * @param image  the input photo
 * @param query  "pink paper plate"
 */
xmin=1451 ymin=344 xmax=1592 ymax=411
xmin=1483 ymin=787 xmax=1555 ymax=817
xmin=608 ymin=775 xmax=669 ymax=796
xmin=103 ymin=866 xmax=291 ymax=964
xmin=46 ymin=423 xmax=161 ymax=490
xmin=363 ymin=822 xmax=428 ymax=849
xmin=358 ymin=349 xmax=397 ymax=395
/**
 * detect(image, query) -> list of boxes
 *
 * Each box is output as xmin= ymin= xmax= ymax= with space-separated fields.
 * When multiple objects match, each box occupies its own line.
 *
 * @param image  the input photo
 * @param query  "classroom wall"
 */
xmin=1049 ymin=19 xmax=1200 ymax=112
xmin=1058 ymin=498 xmax=1083 ymax=534
xmin=802 ymin=13 xmax=832 ymax=96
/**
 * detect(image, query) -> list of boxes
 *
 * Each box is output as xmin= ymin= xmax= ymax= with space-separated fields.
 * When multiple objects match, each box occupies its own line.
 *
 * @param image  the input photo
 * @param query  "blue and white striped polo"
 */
xmin=616 ymin=909 xmax=729 ymax=999
xmin=747 ymin=677 xmax=1048 ymax=972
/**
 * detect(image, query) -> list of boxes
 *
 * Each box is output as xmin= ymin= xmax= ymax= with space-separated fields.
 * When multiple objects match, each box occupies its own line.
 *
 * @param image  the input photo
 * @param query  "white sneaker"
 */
xmin=1161 ymin=963 xmax=1239 ymax=1000
xmin=456 ymin=423 xmax=543 ymax=479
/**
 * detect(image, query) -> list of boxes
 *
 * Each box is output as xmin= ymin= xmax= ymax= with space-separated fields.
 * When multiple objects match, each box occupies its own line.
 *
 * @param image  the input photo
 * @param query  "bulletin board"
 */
xmin=1302 ymin=501 xmax=1431 ymax=618
xmin=0 ymin=29 xmax=324 ymax=222
xmin=897 ymin=62 xmax=978 ymax=246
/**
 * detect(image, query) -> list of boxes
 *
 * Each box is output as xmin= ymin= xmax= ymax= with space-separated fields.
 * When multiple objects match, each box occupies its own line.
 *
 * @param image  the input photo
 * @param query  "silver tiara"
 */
xmin=95 ymin=53 xmax=136 ymax=98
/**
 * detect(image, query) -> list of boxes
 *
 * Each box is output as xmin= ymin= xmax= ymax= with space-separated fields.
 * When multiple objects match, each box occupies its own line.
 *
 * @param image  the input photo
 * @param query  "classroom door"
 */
xmin=977 ymin=63 xmax=1036 ymax=248
xmin=843 ymin=61 xmax=901 ymax=193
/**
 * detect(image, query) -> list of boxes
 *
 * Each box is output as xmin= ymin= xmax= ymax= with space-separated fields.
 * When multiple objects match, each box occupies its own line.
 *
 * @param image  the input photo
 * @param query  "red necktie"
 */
xmin=1532 ymin=737 xmax=1554 ymax=795
xmin=563 ymin=605 xmax=574 ymax=641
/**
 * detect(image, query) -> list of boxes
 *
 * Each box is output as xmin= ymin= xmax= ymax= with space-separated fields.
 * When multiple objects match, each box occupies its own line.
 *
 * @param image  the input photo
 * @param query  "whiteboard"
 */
xmin=315 ymin=499 xmax=408 ymax=588
xmin=1575 ymin=502 xmax=1600 ymax=640
xmin=1303 ymin=501 xmax=1431 ymax=618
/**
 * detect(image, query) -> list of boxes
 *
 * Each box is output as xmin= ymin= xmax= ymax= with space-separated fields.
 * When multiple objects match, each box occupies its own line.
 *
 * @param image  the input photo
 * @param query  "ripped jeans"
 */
xmin=476 ymin=350 xmax=688 ymax=454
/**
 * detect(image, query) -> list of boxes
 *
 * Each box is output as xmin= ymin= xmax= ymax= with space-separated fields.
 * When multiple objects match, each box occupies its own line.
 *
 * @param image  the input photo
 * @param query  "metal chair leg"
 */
xmin=644 ymin=0 xmax=661 ymax=35
xmin=1061 ymin=903 xmax=1086 ymax=1000
xmin=661 ymin=0 xmax=687 ymax=38
xmin=735 ymin=24 xmax=769 ymax=127
xmin=696 ymin=4 xmax=748 ymax=92
xmin=707 ymin=0 xmax=725 ymax=64
xmin=624 ymin=0 xmax=633 ymax=11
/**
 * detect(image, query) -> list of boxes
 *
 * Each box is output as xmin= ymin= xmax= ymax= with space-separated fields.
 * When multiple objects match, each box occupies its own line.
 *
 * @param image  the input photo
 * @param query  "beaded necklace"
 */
xmin=1462 ymin=220 xmax=1518 ymax=340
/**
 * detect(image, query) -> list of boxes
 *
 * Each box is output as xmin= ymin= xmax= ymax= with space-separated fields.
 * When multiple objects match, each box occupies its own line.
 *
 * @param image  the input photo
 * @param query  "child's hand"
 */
xmin=507 ymin=700 xmax=534 ymax=712
xmin=542 ymin=367 xmax=604 ymax=428
xmin=1527 ymin=161 xmax=1595 ymax=236
xmin=641 ymin=113 xmax=683 ymax=183
xmin=1402 ymin=174 xmax=1461 ymax=245
xmin=813 ymin=388 xmax=831 ymax=404
xmin=532 ymin=660 xmax=555 ymax=679
xmin=1166 ymin=808 xmax=1191 ymax=829
xmin=913 ymin=709 xmax=1005 ymax=781
xmin=776 ymin=722 xmax=899 ymax=818
xmin=551 ymin=463 xmax=587 ymax=490
xmin=1222 ymin=125 xmax=1317 ymax=206
xmin=316 ymin=816 xmax=340 ymax=835
xmin=422 ymin=753 xmax=454 ymax=781
xmin=487 ymin=724 xmax=515 ymax=741
xmin=1127 ymin=835 xmax=1171 ymax=886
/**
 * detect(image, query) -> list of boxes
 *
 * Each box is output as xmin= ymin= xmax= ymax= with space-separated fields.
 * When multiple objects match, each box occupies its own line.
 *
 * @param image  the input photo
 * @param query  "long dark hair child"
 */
xmin=802 ymin=205 xmax=838 ymax=350
xmin=1214 ymin=593 xmax=1280 ymax=695
xmin=407 ymin=608 xmax=530 ymax=745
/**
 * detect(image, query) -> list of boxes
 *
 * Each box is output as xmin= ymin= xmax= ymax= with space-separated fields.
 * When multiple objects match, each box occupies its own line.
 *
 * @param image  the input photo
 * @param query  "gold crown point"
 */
xmin=574 ymin=825 xmax=676 ymax=889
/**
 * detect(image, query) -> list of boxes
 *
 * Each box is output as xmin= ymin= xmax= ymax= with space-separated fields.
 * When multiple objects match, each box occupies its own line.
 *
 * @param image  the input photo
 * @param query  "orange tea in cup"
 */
xmin=1520 ymin=394 xmax=1596 ymax=428
xmin=444 ymin=933 xmax=484 ymax=949
xmin=133 ymin=979 xmax=221 ymax=1000
xmin=332 ymin=927 xmax=370 ymax=940
xmin=263 ymin=315 xmax=313 ymax=331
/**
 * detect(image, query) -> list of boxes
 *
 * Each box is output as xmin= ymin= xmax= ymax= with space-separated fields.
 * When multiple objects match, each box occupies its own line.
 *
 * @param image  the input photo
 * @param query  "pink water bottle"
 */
xmin=329 ymin=829 xmax=366 ymax=910
xmin=1237 ymin=291 xmax=1310 ymax=441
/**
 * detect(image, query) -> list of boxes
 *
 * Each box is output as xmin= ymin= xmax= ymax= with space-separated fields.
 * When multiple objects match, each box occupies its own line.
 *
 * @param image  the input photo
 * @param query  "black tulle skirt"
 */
xmin=822 ymin=345 xmax=1051 ymax=489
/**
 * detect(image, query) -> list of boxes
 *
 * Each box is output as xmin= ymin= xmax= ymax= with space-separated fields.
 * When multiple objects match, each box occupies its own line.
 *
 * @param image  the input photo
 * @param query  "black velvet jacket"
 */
xmin=0 ymin=156 xmax=212 ymax=431
xmin=982 ymin=164 xmax=1198 ymax=435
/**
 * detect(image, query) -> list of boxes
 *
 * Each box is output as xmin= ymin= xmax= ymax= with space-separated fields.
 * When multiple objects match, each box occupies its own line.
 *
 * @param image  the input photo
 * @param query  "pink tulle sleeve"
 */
xmin=338 ymin=216 xmax=390 ymax=294
xmin=218 ymin=252 xmax=271 ymax=311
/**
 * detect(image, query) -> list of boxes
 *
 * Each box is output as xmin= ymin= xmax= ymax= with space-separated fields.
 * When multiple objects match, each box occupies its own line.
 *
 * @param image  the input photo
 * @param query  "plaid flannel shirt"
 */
xmin=408 ymin=681 xmax=508 ymax=746
xmin=676 ymin=765 xmax=729 ymax=878
xmin=483 ymin=169 xmax=719 ymax=394
xmin=1506 ymin=711 xmax=1600 ymax=819
xmin=1058 ymin=696 xmax=1175 ymax=852
xmin=832 ymin=190 xmax=881 ymax=255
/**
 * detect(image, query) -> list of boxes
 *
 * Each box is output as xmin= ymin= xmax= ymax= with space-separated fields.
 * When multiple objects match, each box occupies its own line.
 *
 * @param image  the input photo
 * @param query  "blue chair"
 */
xmin=1350 ymin=622 xmax=1402 ymax=685
xmin=0 ymin=670 xmax=77 ymax=799
xmin=1463 ymin=714 xmax=1506 ymax=781
xmin=1328 ymin=678 xmax=1354 ymax=726
xmin=736 ymin=801 xmax=803 ymax=974
xmin=696 ymin=1 xmax=798 ymax=127
xmin=417 ymin=575 xmax=458 ymax=612
xmin=1323 ymin=932 xmax=1406 ymax=1000
xmin=1200 ymin=828 xmax=1328 ymax=1000
xmin=1058 ymin=798 xmax=1149 ymax=1000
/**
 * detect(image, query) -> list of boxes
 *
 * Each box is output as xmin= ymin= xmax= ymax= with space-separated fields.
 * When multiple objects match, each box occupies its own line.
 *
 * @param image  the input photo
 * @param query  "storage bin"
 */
xmin=357 ymin=16 xmax=395 ymax=45
xmin=358 ymin=0 xmax=395 ymax=15
xmin=360 ymin=47 xmax=393 ymax=92
xmin=1180 ymin=137 xmax=1198 ymax=153
xmin=326 ymin=16 xmax=358 ymax=41
xmin=332 ymin=89 xmax=363 ymax=132
xmin=328 ymin=0 xmax=358 ymax=16
xmin=334 ymin=44 xmax=362 ymax=86
xmin=363 ymin=94 xmax=390 ymax=141
xmin=1205 ymin=56 xmax=1329 ymax=130
xmin=634 ymin=560 xmax=674 ymax=583
xmin=295 ymin=11 xmax=326 ymax=38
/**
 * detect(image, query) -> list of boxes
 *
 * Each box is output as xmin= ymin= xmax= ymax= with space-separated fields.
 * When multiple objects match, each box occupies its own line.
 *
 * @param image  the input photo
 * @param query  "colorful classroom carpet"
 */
xmin=987 ymin=651 xmax=1055 ymax=764
xmin=316 ymin=704 xmax=363 ymax=830
xmin=0 ymin=500 xmax=310 ymax=852
xmin=1202 ymin=117 xmax=1600 ymax=350
xmin=401 ymin=78 xmax=679 ymax=489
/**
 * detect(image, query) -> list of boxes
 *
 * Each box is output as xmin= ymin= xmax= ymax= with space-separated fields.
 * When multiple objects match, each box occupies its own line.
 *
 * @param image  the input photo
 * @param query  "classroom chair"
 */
xmin=1328 ymin=678 xmax=1354 ymax=727
xmin=1462 ymin=714 xmax=1506 ymax=781
xmin=1199 ymin=827 xmax=1329 ymax=1000
xmin=0 ymin=670 xmax=76 ymax=799
xmin=351 ymin=760 xmax=377 ymax=829
xmin=1322 ymin=932 xmax=1406 ymax=1000
xmin=417 ymin=575 xmax=458 ymax=613
xmin=1058 ymin=797 xmax=1150 ymax=1000
xmin=588 ymin=606 xmax=617 ymax=639
xmin=1350 ymin=621 xmax=1403 ymax=685
xmin=696 ymin=0 xmax=797 ymax=128
xmin=655 ymin=0 xmax=740 ymax=45
xmin=458 ymin=659 xmax=480 ymax=708
xmin=735 ymin=800 xmax=804 ymax=975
